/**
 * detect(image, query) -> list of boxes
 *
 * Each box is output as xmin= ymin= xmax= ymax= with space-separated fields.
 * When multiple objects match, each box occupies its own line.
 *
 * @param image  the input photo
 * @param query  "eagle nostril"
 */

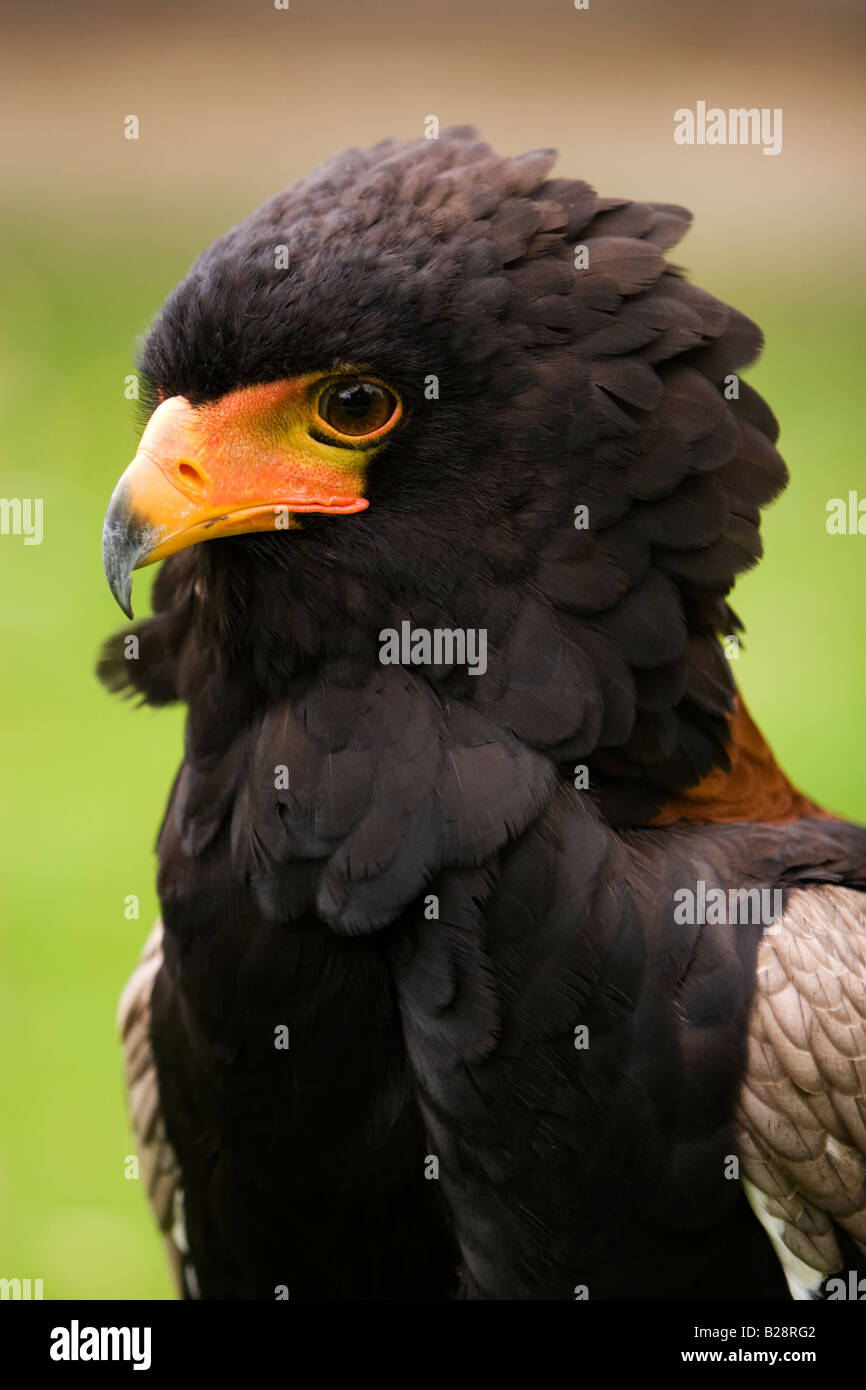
xmin=176 ymin=461 xmax=206 ymax=493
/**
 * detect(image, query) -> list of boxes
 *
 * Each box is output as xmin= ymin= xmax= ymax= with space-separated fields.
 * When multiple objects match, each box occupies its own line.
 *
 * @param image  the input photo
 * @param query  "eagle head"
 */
xmin=101 ymin=127 xmax=786 ymax=826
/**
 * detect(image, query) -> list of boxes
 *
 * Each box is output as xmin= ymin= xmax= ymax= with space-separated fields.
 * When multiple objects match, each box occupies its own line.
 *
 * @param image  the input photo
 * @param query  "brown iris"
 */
xmin=317 ymin=379 xmax=400 ymax=439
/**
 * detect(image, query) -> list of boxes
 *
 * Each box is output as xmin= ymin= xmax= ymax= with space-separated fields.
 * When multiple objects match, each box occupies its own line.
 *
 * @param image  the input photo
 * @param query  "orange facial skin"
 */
xmin=102 ymin=373 xmax=401 ymax=617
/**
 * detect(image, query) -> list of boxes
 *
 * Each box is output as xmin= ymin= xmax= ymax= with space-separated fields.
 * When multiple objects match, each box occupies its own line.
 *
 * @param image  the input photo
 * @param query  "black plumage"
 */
xmin=101 ymin=129 xmax=866 ymax=1300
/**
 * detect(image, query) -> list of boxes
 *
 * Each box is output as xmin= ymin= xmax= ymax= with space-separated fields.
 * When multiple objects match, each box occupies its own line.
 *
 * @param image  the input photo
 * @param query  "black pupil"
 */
xmin=339 ymin=384 xmax=376 ymax=417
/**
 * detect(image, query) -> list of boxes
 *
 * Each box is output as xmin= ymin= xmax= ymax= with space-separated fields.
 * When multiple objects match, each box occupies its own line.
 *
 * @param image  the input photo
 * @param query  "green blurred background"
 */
xmin=1 ymin=0 xmax=864 ymax=1299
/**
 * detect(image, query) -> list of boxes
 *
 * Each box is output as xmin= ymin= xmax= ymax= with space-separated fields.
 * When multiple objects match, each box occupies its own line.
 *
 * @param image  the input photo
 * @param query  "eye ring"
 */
xmin=315 ymin=377 xmax=401 ymax=442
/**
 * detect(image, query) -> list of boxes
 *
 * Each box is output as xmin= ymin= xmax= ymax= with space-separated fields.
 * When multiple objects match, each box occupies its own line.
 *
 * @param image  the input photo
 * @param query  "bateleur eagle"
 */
xmin=99 ymin=128 xmax=866 ymax=1301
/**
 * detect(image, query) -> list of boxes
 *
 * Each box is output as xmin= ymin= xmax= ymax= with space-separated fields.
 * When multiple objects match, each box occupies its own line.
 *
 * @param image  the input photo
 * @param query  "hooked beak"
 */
xmin=102 ymin=383 xmax=369 ymax=617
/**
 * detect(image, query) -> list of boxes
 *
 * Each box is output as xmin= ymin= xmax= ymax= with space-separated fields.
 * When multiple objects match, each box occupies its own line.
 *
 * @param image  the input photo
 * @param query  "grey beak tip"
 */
xmin=102 ymin=481 xmax=141 ymax=619
xmin=107 ymin=568 xmax=135 ymax=621
xmin=102 ymin=531 xmax=134 ymax=620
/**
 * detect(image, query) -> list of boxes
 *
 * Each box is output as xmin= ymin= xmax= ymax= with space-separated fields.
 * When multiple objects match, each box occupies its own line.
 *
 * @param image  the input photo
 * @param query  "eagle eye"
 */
xmin=316 ymin=379 xmax=400 ymax=440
